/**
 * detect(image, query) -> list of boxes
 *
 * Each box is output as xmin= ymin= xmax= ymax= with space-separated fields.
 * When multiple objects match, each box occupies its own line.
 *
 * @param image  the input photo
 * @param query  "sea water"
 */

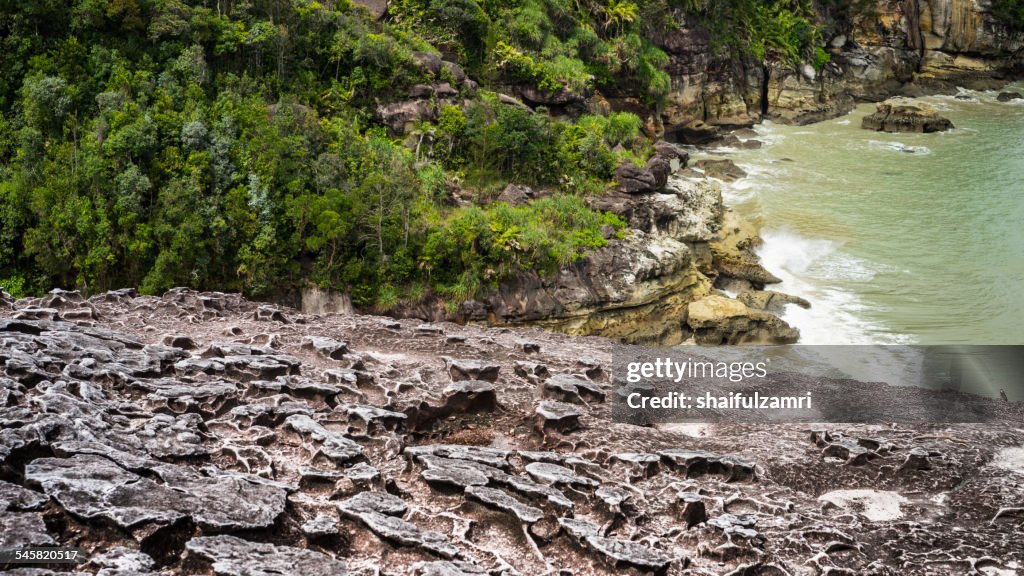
xmin=695 ymin=83 xmax=1024 ymax=345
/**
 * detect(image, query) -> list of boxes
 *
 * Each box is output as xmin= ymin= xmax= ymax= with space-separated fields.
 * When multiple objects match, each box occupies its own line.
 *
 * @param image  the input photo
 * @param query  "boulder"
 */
xmin=301 ymin=336 xmax=349 ymax=360
xmin=442 ymin=380 xmax=498 ymax=413
xmin=443 ymin=357 xmax=500 ymax=382
xmin=737 ymin=290 xmax=811 ymax=313
xmin=861 ymin=98 xmax=954 ymax=133
xmin=652 ymin=140 xmax=690 ymax=171
xmin=377 ymin=100 xmax=437 ymax=135
xmin=615 ymin=161 xmax=658 ymax=194
xmin=534 ymin=401 xmax=584 ymax=433
xmin=716 ymin=255 xmax=782 ymax=288
xmin=186 ymin=535 xmax=349 ymax=576
xmin=540 ymin=374 xmax=605 ymax=404
xmin=997 ymin=91 xmax=1023 ymax=102
xmin=694 ymin=159 xmax=748 ymax=182
xmin=517 ymin=84 xmax=585 ymax=106
xmin=684 ymin=295 xmax=799 ymax=345
xmin=496 ymin=183 xmax=535 ymax=207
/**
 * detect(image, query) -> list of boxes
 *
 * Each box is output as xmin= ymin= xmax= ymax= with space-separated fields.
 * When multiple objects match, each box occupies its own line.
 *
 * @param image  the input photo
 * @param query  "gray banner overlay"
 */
xmin=612 ymin=345 xmax=1024 ymax=424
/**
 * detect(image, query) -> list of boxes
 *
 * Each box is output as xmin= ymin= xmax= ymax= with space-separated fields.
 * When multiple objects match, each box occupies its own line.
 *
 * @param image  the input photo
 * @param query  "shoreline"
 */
xmin=694 ymin=82 xmax=1024 ymax=345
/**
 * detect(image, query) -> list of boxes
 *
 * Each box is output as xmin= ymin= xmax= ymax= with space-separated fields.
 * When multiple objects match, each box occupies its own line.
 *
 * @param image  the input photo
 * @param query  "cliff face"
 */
xmin=384 ymin=0 xmax=1024 ymax=346
xmin=656 ymin=0 xmax=1024 ymax=138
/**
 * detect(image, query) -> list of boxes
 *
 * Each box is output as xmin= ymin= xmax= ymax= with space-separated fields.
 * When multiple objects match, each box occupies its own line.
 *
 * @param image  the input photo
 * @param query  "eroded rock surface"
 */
xmin=0 ymin=290 xmax=1021 ymax=575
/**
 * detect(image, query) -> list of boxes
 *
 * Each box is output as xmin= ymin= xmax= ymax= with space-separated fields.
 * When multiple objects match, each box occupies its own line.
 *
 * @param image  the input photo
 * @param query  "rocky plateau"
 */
xmin=1 ymin=288 xmax=1022 ymax=575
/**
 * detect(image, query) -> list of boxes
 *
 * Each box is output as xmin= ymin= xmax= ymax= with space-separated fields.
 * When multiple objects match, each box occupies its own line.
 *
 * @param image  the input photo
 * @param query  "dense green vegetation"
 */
xmin=0 ymin=0 xmax=829 ymax=308
xmin=993 ymin=0 xmax=1024 ymax=30
xmin=684 ymin=0 xmax=829 ymax=69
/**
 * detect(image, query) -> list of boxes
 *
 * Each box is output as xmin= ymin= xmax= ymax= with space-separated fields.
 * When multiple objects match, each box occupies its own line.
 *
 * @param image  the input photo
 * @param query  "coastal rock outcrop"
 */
xmin=479 ymin=170 xmax=797 ymax=345
xmin=684 ymin=295 xmax=800 ymax=345
xmin=861 ymin=97 xmax=954 ymax=132
xmin=654 ymin=0 xmax=1024 ymax=141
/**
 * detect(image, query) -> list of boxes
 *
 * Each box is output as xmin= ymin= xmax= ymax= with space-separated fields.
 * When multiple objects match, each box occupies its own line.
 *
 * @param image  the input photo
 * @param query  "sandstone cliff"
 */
xmin=654 ymin=0 xmax=1024 ymax=139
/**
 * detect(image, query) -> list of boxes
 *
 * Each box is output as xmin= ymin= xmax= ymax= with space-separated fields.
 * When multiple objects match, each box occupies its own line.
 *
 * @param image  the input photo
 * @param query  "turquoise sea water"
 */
xmin=696 ymin=83 xmax=1024 ymax=345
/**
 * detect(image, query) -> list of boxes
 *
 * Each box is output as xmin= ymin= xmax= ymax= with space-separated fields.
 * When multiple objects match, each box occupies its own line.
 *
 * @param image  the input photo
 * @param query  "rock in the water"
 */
xmin=186 ymin=535 xmax=348 ymax=576
xmin=694 ymin=159 xmax=747 ymax=182
xmin=737 ymin=290 xmax=811 ymax=313
xmin=685 ymin=295 xmax=799 ymax=345
xmin=997 ymin=91 xmax=1022 ymax=102
xmin=861 ymin=98 xmax=953 ymax=133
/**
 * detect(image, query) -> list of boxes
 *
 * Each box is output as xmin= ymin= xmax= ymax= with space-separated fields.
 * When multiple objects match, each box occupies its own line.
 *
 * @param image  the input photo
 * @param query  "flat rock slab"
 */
xmin=659 ymin=449 xmax=755 ymax=481
xmin=284 ymin=414 xmax=363 ymax=464
xmin=535 ymin=401 xmax=584 ymax=433
xmin=465 ymin=485 xmax=544 ymax=523
xmin=0 ymin=479 xmax=49 ymax=510
xmin=586 ymin=535 xmax=675 ymax=574
xmin=0 ymin=510 xmax=56 ymax=548
xmin=442 ymin=380 xmax=498 ymax=413
xmin=541 ymin=374 xmax=605 ymax=404
xmin=525 ymin=461 xmax=598 ymax=488
xmin=443 ymin=357 xmax=500 ymax=382
xmin=413 ymin=560 xmax=489 ymax=576
xmin=341 ymin=509 xmax=459 ymax=559
xmin=301 ymin=336 xmax=349 ymax=360
xmin=186 ymin=535 xmax=348 ymax=576
xmin=338 ymin=491 xmax=409 ymax=517
xmin=406 ymin=444 xmax=511 ymax=470
xmin=25 ymin=454 xmax=287 ymax=530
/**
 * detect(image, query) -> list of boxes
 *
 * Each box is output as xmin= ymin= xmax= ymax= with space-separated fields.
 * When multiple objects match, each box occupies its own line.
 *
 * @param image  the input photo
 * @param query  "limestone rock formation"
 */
xmin=862 ymin=97 xmax=955 ymax=133
xmin=0 ymin=290 xmax=1022 ymax=574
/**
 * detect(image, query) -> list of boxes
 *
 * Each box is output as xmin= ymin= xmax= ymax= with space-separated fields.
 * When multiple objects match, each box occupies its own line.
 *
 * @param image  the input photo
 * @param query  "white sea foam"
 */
xmin=863 ymin=140 xmax=932 ymax=155
xmin=755 ymin=228 xmax=909 ymax=344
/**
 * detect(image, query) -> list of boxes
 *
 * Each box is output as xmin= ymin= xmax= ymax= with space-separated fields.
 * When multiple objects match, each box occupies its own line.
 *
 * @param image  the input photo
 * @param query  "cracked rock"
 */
xmin=301 ymin=336 xmax=349 ymax=360
xmin=442 ymin=380 xmax=498 ymax=413
xmin=541 ymin=374 xmax=606 ymax=404
xmin=443 ymin=357 xmax=500 ymax=382
xmin=535 ymin=401 xmax=584 ymax=433
xmin=465 ymin=485 xmax=544 ymax=523
xmin=186 ymin=535 xmax=348 ymax=576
